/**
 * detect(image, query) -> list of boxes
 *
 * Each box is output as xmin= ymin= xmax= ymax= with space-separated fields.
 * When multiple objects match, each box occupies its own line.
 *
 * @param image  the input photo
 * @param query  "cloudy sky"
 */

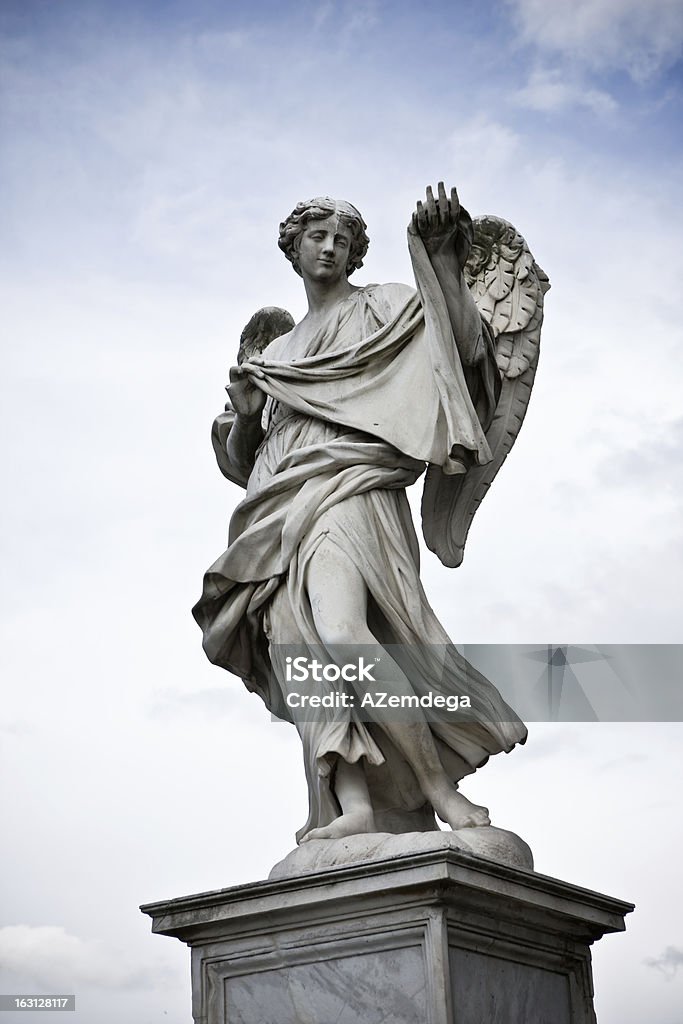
xmin=2 ymin=0 xmax=683 ymax=1021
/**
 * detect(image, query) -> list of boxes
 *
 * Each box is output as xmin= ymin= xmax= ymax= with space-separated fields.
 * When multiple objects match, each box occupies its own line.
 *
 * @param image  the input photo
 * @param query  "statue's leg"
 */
xmin=306 ymin=538 xmax=490 ymax=832
xmin=300 ymin=757 xmax=376 ymax=843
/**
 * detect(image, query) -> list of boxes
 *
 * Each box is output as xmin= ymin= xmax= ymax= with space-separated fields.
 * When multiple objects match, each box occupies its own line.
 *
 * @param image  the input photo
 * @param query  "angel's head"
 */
xmin=278 ymin=197 xmax=369 ymax=277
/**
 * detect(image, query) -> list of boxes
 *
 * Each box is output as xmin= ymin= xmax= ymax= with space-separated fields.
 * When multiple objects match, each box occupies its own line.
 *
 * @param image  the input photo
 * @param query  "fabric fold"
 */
xmin=193 ymin=260 xmax=526 ymax=841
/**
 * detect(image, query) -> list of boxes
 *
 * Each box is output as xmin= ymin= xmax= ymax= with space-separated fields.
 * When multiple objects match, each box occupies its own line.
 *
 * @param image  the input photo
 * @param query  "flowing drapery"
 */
xmin=193 ymin=237 xmax=526 ymax=839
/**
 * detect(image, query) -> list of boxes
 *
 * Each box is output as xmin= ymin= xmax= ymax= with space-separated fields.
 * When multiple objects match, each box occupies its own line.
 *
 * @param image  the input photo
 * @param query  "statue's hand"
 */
xmin=411 ymin=182 xmax=461 ymax=258
xmin=227 ymin=366 xmax=267 ymax=421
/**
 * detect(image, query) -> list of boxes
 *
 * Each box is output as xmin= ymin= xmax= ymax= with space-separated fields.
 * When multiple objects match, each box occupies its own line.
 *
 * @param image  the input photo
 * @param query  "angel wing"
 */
xmin=236 ymin=306 xmax=295 ymax=364
xmin=212 ymin=306 xmax=294 ymax=485
xmin=422 ymin=215 xmax=550 ymax=567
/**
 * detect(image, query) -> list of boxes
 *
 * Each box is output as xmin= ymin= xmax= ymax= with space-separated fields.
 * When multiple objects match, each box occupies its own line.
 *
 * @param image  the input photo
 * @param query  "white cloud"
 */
xmin=148 ymin=686 xmax=242 ymax=718
xmin=343 ymin=0 xmax=380 ymax=36
xmin=0 ymin=926 xmax=178 ymax=991
xmin=447 ymin=117 xmax=522 ymax=192
xmin=313 ymin=1 xmax=336 ymax=30
xmin=313 ymin=0 xmax=380 ymax=36
xmin=644 ymin=945 xmax=683 ymax=978
xmin=515 ymin=67 xmax=618 ymax=114
xmin=195 ymin=29 xmax=250 ymax=57
xmin=508 ymin=0 xmax=683 ymax=78
xmin=1 ymin=8 xmax=682 ymax=1024
xmin=414 ymin=114 xmax=683 ymax=644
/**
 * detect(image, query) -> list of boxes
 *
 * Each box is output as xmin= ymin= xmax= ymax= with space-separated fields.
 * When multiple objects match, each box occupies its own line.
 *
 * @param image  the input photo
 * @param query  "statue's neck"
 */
xmin=303 ymin=276 xmax=357 ymax=318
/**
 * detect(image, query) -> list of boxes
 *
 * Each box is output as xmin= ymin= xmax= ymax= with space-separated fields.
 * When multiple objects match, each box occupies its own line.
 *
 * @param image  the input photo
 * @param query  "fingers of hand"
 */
xmin=228 ymin=378 xmax=249 ymax=400
xmin=416 ymin=199 xmax=429 ymax=233
xmin=425 ymin=182 xmax=459 ymax=231
xmin=425 ymin=184 xmax=438 ymax=228
xmin=227 ymin=377 xmax=264 ymax=417
xmin=450 ymin=185 xmax=460 ymax=220
xmin=437 ymin=181 xmax=450 ymax=221
xmin=416 ymin=183 xmax=461 ymax=236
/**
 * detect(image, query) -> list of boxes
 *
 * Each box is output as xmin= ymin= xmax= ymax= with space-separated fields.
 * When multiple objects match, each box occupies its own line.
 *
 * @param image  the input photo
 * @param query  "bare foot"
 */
xmin=300 ymin=808 xmax=376 ymax=843
xmin=427 ymin=783 xmax=491 ymax=830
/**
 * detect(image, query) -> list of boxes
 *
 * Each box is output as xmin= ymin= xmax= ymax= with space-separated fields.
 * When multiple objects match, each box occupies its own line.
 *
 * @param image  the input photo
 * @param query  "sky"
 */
xmin=1 ymin=0 xmax=683 ymax=1021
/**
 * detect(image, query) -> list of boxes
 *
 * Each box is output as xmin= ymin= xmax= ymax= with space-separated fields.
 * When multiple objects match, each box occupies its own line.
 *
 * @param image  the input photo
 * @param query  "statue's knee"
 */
xmin=315 ymin=621 xmax=354 ymax=650
xmin=315 ymin=616 xmax=374 ymax=651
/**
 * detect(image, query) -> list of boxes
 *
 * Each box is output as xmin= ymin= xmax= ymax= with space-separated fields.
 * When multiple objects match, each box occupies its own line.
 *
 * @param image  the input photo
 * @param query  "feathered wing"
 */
xmin=422 ymin=216 xmax=550 ymax=567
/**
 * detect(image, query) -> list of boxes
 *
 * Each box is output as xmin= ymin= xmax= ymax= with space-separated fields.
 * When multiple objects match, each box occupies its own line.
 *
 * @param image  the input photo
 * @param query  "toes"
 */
xmin=300 ymin=813 xmax=374 ymax=843
xmin=304 ymin=826 xmax=330 ymax=842
xmin=469 ymin=810 xmax=490 ymax=827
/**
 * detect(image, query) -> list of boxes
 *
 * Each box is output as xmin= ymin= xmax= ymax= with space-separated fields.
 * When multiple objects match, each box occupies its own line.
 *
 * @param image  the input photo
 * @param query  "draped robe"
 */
xmin=193 ymin=232 xmax=527 ymax=840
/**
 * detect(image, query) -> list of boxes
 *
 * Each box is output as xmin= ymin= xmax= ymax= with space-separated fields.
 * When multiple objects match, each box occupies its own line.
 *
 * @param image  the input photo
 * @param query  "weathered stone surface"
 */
xmin=192 ymin=186 xmax=550 ymax=846
xmin=224 ymin=946 xmax=426 ymax=1024
xmin=141 ymin=847 xmax=632 ymax=1024
xmin=269 ymin=826 xmax=534 ymax=879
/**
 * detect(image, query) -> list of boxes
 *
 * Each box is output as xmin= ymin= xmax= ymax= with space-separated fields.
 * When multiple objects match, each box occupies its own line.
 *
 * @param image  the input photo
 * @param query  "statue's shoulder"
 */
xmin=361 ymin=281 xmax=418 ymax=320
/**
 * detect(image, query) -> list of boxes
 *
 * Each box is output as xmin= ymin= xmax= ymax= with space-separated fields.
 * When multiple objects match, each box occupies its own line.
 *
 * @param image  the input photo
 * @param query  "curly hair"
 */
xmin=278 ymin=197 xmax=369 ymax=277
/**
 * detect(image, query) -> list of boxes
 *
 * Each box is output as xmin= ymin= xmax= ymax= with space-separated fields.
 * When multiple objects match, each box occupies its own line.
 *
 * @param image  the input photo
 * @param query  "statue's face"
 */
xmin=296 ymin=216 xmax=354 ymax=284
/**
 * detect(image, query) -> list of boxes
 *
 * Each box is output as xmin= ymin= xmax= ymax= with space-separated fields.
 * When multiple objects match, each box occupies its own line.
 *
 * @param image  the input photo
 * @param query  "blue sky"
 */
xmin=3 ymin=0 xmax=682 ymax=284
xmin=2 ymin=1 xmax=683 ymax=1022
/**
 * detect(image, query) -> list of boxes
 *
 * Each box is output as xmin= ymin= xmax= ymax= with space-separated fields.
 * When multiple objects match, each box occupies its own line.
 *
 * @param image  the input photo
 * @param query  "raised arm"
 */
xmin=411 ymin=183 xmax=485 ymax=366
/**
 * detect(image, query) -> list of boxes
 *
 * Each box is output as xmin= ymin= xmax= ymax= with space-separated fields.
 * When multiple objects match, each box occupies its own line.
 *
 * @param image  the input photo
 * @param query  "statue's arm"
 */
xmin=223 ymin=369 xmax=266 ymax=483
xmin=216 ymin=307 xmax=294 ymax=484
xmin=225 ymin=413 xmax=264 ymax=483
xmin=429 ymin=250 xmax=485 ymax=365
xmin=411 ymin=182 xmax=485 ymax=366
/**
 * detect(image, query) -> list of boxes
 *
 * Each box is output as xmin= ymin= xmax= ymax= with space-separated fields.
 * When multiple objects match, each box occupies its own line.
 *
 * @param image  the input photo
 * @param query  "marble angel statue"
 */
xmin=193 ymin=183 xmax=550 ymax=844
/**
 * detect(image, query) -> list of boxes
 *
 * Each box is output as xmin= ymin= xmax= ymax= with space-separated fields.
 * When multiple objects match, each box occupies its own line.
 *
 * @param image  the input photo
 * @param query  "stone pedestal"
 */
xmin=141 ymin=844 xmax=633 ymax=1024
